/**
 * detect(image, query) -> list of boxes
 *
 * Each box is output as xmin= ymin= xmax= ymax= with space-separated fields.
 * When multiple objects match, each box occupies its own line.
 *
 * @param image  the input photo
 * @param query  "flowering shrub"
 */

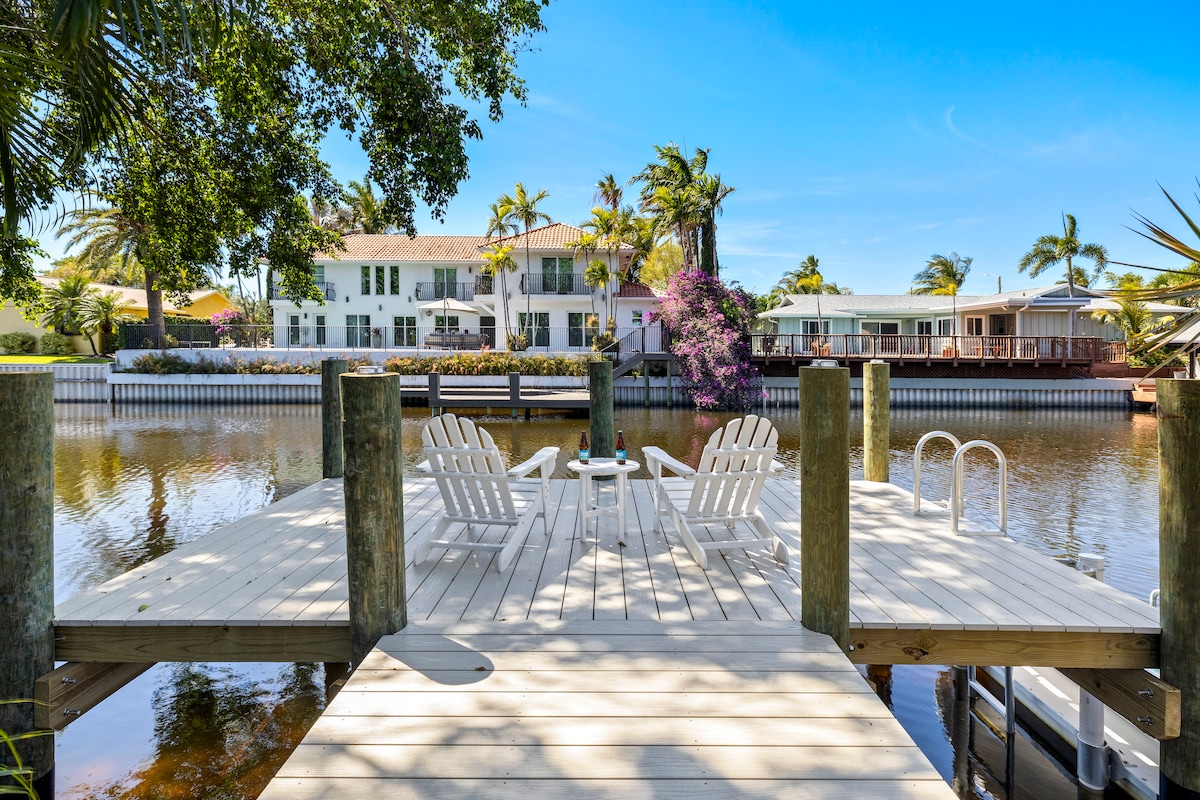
xmin=650 ymin=269 xmax=764 ymax=410
xmin=209 ymin=309 xmax=254 ymax=346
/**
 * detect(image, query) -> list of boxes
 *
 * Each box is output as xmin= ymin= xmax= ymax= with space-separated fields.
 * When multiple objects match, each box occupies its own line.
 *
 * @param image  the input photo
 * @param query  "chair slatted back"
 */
xmin=422 ymin=413 xmax=518 ymax=522
xmin=687 ymin=415 xmax=778 ymax=521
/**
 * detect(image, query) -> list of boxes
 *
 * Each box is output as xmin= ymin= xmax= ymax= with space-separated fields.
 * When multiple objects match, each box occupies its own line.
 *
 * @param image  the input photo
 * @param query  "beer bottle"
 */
xmin=579 ymin=431 xmax=589 ymax=464
xmin=616 ymin=430 xmax=626 ymax=465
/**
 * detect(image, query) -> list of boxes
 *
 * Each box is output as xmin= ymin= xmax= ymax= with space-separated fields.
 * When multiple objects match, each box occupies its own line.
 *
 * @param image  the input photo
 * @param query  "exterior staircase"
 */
xmin=604 ymin=327 xmax=672 ymax=377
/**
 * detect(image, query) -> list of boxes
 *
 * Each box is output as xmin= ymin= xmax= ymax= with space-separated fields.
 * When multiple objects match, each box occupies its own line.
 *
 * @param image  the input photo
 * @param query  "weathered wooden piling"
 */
xmin=665 ymin=359 xmax=673 ymax=408
xmin=428 ymin=371 xmax=441 ymax=416
xmin=1157 ymin=378 xmax=1200 ymax=797
xmin=0 ymin=373 xmax=55 ymax=786
xmin=589 ymin=359 xmax=615 ymax=460
xmin=321 ymin=358 xmax=349 ymax=479
xmin=863 ymin=361 xmax=890 ymax=482
xmin=340 ymin=372 xmax=406 ymax=667
xmin=799 ymin=365 xmax=850 ymax=651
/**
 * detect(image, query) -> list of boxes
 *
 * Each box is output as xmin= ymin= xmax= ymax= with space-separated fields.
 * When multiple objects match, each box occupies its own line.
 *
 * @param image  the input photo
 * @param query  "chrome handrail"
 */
xmin=912 ymin=430 xmax=962 ymax=516
xmin=950 ymin=440 xmax=1007 ymax=535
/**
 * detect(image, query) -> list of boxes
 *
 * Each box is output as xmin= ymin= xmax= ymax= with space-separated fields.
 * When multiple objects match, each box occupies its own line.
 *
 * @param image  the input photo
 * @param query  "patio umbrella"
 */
xmin=416 ymin=298 xmax=479 ymax=315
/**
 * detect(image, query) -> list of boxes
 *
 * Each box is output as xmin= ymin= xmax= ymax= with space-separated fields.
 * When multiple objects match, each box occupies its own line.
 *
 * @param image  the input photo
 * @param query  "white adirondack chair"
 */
xmin=414 ymin=413 xmax=559 ymax=573
xmin=642 ymin=415 xmax=789 ymax=570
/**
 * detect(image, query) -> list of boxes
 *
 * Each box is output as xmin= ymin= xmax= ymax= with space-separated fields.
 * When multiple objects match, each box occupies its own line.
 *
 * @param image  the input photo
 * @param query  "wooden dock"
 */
xmin=54 ymin=478 xmax=1159 ymax=668
xmin=258 ymin=620 xmax=952 ymax=799
xmin=52 ymin=476 xmax=1162 ymax=797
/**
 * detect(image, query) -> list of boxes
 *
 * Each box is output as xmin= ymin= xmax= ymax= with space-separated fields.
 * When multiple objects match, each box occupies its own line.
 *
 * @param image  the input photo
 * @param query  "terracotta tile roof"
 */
xmin=319 ymin=234 xmax=487 ymax=262
xmin=487 ymin=222 xmax=634 ymax=252
xmin=616 ymin=281 xmax=661 ymax=298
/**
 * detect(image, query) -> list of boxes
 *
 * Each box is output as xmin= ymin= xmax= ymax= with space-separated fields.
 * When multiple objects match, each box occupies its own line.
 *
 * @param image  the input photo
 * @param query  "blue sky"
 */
xmin=43 ymin=1 xmax=1200 ymax=296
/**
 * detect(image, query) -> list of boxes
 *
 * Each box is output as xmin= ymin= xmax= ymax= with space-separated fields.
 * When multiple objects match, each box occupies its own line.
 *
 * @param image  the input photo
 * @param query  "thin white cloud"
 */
xmin=944 ymin=106 xmax=1005 ymax=155
xmin=913 ymin=221 xmax=942 ymax=231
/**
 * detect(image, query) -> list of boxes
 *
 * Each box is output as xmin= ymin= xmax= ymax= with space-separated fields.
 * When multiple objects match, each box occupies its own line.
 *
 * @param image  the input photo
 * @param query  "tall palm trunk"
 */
xmin=1065 ymin=254 xmax=1077 ymax=337
xmin=524 ymin=237 xmax=532 ymax=336
xmin=145 ymin=268 xmax=166 ymax=347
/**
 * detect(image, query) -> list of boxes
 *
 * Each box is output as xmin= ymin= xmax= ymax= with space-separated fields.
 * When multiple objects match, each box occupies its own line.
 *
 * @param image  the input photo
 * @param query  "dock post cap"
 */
xmin=356 ymin=365 xmax=385 ymax=374
xmin=810 ymin=359 xmax=839 ymax=368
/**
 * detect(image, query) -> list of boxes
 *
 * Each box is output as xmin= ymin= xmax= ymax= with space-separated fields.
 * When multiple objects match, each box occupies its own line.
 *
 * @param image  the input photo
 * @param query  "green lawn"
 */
xmin=0 ymin=355 xmax=111 ymax=364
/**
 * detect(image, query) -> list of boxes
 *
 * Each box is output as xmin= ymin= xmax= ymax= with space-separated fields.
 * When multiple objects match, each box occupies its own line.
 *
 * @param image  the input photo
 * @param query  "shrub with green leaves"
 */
xmin=39 ymin=331 xmax=74 ymax=355
xmin=382 ymin=352 xmax=588 ymax=376
xmin=0 ymin=331 xmax=36 ymax=354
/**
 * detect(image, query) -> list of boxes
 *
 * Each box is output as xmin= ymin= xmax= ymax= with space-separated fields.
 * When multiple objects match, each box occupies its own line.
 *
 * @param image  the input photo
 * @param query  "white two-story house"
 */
xmin=269 ymin=223 xmax=661 ymax=352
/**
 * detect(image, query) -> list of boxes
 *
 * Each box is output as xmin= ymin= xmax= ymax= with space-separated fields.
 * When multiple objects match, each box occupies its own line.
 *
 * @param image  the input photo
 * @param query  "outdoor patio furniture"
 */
xmin=642 ymin=414 xmax=789 ymax=569
xmin=414 ymin=413 xmax=558 ymax=572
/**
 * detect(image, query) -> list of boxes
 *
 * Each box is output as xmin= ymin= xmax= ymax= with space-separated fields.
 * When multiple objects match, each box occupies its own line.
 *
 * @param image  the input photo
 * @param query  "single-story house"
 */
xmin=755 ymin=284 xmax=1188 ymax=378
xmin=0 ymin=277 xmax=233 ymax=353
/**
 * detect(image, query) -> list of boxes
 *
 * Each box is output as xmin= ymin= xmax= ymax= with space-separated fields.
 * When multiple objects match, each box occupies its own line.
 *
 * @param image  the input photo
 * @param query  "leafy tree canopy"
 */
xmin=3 ymin=0 xmax=549 ymax=309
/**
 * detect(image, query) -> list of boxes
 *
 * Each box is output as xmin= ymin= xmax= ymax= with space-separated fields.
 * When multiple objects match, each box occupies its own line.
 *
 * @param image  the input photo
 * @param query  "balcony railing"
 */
xmin=414 ymin=281 xmax=476 ymax=301
xmin=267 ymin=281 xmax=336 ymax=301
xmin=475 ymin=276 xmax=495 ymax=295
xmin=520 ymin=273 xmax=590 ymax=295
xmin=751 ymin=334 xmax=1116 ymax=362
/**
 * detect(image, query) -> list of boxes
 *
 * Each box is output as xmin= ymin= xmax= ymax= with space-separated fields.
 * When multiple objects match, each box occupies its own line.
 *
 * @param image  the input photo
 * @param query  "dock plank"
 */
xmin=259 ymin=621 xmax=953 ymax=799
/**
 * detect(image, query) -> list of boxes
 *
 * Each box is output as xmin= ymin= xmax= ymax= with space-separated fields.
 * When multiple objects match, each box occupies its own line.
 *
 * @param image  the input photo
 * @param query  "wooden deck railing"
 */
xmin=753 ymin=334 xmax=1120 ymax=362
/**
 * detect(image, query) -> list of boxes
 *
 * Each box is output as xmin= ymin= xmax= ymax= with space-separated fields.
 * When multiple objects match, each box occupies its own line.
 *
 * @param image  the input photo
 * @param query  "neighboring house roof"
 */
xmin=616 ymin=281 xmax=662 ymax=298
xmin=317 ymin=234 xmax=487 ymax=262
xmin=758 ymin=284 xmax=1190 ymax=319
xmin=37 ymin=276 xmax=227 ymax=316
xmin=487 ymin=222 xmax=634 ymax=252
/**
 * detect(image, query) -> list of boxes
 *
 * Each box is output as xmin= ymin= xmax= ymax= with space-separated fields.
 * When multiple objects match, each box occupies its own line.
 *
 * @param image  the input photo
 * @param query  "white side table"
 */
xmin=567 ymin=458 xmax=639 ymax=542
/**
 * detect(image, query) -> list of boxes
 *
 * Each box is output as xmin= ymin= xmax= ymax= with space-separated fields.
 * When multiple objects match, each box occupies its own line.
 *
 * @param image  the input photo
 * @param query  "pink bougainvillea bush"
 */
xmin=650 ymin=269 xmax=764 ymax=410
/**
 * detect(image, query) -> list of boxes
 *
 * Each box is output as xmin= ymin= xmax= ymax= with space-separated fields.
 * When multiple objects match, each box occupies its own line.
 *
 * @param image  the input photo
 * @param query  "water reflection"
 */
xmin=52 ymin=403 xmax=1160 ymax=800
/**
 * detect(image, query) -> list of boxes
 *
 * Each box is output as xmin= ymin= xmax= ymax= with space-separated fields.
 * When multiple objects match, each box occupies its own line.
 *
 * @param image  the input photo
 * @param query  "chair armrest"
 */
xmin=415 ymin=459 xmax=431 ymax=473
xmin=508 ymin=447 xmax=559 ymax=479
xmin=769 ymin=459 xmax=786 ymax=474
xmin=642 ymin=446 xmax=695 ymax=477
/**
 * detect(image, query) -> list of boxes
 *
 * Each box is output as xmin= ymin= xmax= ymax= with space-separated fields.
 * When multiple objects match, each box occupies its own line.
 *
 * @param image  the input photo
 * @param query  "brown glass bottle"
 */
xmin=579 ymin=430 xmax=589 ymax=464
xmin=616 ymin=430 xmax=626 ymax=465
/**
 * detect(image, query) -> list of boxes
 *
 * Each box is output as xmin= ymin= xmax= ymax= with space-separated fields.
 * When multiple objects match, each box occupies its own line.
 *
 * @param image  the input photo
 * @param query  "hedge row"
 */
xmin=125 ymin=352 xmax=595 ymax=376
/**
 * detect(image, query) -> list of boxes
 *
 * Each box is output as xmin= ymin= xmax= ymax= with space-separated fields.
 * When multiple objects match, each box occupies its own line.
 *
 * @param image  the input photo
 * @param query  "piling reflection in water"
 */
xmin=51 ymin=403 xmax=1159 ymax=799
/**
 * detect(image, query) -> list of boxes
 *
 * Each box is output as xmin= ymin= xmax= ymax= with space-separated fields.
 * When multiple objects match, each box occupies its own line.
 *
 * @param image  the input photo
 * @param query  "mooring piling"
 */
xmin=863 ymin=360 xmax=890 ymax=482
xmin=340 ymin=372 xmax=407 ymax=667
xmin=589 ymin=359 xmax=615 ymax=460
xmin=799 ymin=364 xmax=850 ymax=652
xmin=1157 ymin=377 xmax=1200 ymax=797
xmin=321 ymin=358 xmax=349 ymax=479
xmin=0 ymin=372 xmax=55 ymax=791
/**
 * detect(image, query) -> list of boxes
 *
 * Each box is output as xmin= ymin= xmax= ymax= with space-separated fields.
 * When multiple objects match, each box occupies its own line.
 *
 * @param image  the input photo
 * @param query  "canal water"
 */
xmin=51 ymin=403 xmax=1158 ymax=799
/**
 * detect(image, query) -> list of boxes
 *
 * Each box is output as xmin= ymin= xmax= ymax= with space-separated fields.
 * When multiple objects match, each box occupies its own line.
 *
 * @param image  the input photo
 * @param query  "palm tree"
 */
xmin=634 ymin=143 xmax=709 ymax=267
xmin=79 ymin=291 xmax=135 ymax=355
xmin=582 ymin=207 xmax=628 ymax=329
xmin=41 ymin=275 xmax=96 ymax=340
xmin=57 ymin=205 xmax=167 ymax=343
xmin=483 ymin=202 xmax=519 ymax=337
xmin=584 ymin=258 xmax=616 ymax=333
xmin=693 ymin=173 xmax=734 ymax=275
xmin=565 ymin=230 xmax=602 ymax=318
xmin=2 ymin=0 xmax=205 ymax=261
xmin=310 ymin=195 xmax=355 ymax=232
xmin=619 ymin=214 xmax=659 ymax=282
xmin=769 ymin=256 xmax=849 ymax=306
xmin=1018 ymin=213 xmax=1108 ymax=336
xmin=496 ymin=183 xmax=551 ymax=333
xmin=346 ymin=178 xmax=387 ymax=233
xmin=479 ymin=245 xmax=520 ymax=344
xmin=594 ymin=173 xmax=623 ymax=212
xmin=912 ymin=253 xmax=972 ymax=296
xmin=1091 ymin=299 xmax=1171 ymax=351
